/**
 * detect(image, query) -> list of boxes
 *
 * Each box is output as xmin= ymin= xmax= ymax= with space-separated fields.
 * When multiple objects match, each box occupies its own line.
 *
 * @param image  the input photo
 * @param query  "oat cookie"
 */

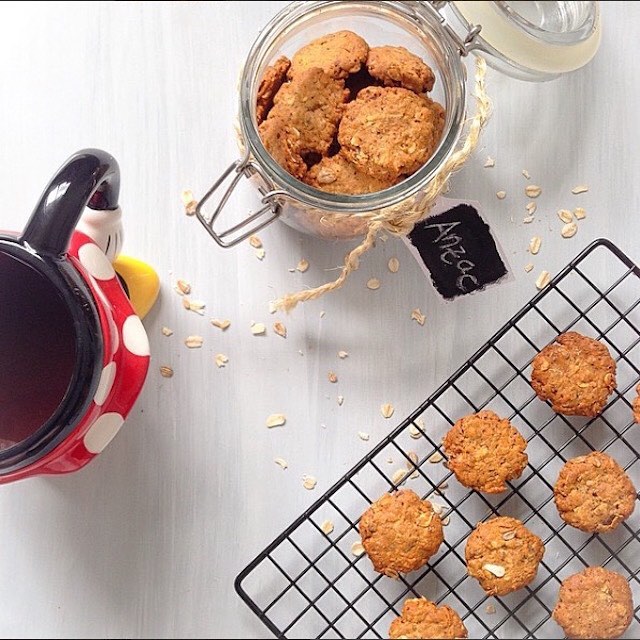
xmin=633 ymin=383 xmax=640 ymax=423
xmin=359 ymin=489 xmax=444 ymax=576
xmin=389 ymin=598 xmax=468 ymax=639
xmin=553 ymin=566 xmax=633 ymax=639
xmin=338 ymin=86 xmax=445 ymax=181
xmin=531 ymin=331 xmax=617 ymax=416
xmin=288 ymin=30 xmax=369 ymax=80
xmin=367 ymin=45 xmax=436 ymax=94
xmin=465 ymin=516 xmax=545 ymax=596
xmin=257 ymin=117 xmax=306 ymax=180
xmin=553 ymin=451 xmax=636 ymax=533
xmin=268 ymin=67 xmax=348 ymax=157
xmin=304 ymin=153 xmax=396 ymax=195
xmin=256 ymin=56 xmax=291 ymax=124
xmin=443 ymin=410 xmax=528 ymax=494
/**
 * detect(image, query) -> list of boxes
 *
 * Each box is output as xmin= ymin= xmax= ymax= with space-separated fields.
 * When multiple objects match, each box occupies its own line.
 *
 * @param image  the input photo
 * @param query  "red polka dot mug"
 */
xmin=0 ymin=149 xmax=150 ymax=483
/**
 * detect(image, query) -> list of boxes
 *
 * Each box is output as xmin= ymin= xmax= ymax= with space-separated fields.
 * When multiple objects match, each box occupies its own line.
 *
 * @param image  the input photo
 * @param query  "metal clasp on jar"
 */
xmin=428 ymin=1 xmax=481 ymax=55
xmin=195 ymin=149 xmax=286 ymax=248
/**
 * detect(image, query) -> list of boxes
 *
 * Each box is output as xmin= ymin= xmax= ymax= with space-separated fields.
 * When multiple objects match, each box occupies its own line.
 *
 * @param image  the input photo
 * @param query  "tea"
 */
xmin=0 ymin=252 xmax=76 ymax=449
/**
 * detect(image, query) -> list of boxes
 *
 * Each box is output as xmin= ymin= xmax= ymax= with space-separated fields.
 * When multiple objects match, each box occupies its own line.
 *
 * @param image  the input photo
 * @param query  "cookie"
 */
xmin=338 ymin=86 xmax=445 ymax=181
xmin=367 ymin=46 xmax=436 ymax=94
xmin=531 ymin=331 xmax=617 ymax=417
xmin=553 ymin=566 xmax=633 ymax=639
xmin=359 ymin=489 xmax=444 ymax=576
xmin=256 ymin=56 xmax=291 ymax=124
xmin=288 ymin=30 xmax=369 ymax=80
xmin=633 ymin=383 xmax=640 ymax=423
xmin=389 ymin=598 xmax=468 ymax=640
xmin=269 ymin=67 xmax=349 ymax=157
xmin=304 ymin=153 xmax=396 ymax=195
xmin=257 ymin=117 xmax=307 ymax=180
xmin=443 ymin=410 xmax=528 ymax=494
xmin=553 ymin=451 xmax=636 ymax=533
xmin=465 ymin=516 xmax=545 ymax=596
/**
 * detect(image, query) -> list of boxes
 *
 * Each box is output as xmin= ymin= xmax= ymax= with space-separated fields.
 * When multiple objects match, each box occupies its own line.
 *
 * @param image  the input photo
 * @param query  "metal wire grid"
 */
xmin=236 ymin=239 xmax=640 ymax=639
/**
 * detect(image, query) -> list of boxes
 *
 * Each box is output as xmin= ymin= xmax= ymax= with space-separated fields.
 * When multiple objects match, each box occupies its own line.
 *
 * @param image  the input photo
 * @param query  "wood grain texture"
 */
xmin=0 ymin=2 xmax=637 ymax=638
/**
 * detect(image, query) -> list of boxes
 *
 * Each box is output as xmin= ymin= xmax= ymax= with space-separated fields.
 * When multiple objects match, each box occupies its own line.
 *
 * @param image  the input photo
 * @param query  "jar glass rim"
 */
xmin=239 ymin=0 xmax=468 ymax=215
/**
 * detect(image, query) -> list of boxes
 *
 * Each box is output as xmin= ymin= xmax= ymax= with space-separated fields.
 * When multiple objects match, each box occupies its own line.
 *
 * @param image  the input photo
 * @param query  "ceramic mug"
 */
xmin=0 ymin=149 xmax=150 ymax=483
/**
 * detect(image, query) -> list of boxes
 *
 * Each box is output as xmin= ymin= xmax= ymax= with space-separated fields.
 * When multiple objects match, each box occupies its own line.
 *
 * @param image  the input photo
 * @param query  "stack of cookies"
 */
xmin=356 ymin=330 xmax=637 ymax=640
xmin=256 ymin=31 xmax=445 ymax=195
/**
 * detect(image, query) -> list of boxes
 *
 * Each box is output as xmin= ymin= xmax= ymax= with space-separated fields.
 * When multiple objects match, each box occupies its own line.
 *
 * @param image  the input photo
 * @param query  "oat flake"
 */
xmin=524 ymin=263 xmax=534 ymax=273
xmin=358 ymin=432 xmax=370 ymax=442
xmin=351 ymin=541 xmax=365 ymax=557
xmin=429 ymin=452 xmax=444 ymax=464
xmin=529 ymin=236 xmax=542 ymax=255
xmin=211 ymin=319 xmax=231 ymax=331
xmin=536 ymin=270 xmax=552 ymax=290
xmin=320 ymin=520 xmax=334 ymax=535
xmin=409 ymin=425 xmax=422 ymax=439
xmin=496 ymin=190 xmax=507 ymax=200
xmin=367 ymin=278 xmax=381 ymax=290
xmin=215 ymin=354 xmax=229 ymax=368
xmin=159 ymin=366 xmax=174 ymax=378
xmin=273 ymin=322 xmax=287 ymax=338
xmin=574 ymin=207 xmax=587 ymax=220
xmin=297 ymin=258 xmax=310 ymax=273
xmin=181 ymin=189 xmax=198 ymax=216
xmin=255 ymin=248 xmax=266 ymax=261
xmin=266 ymin=414 xmax=286 ymax=428
xmin=388 ymin=257 xmax=400 ymax=273
xmin=337 ymin=395 xmax=344 ymax=406
xmin=572 ymin=184 xmax=589 ymax=194
xmin=302 ymin=475 xmax=317 ymax=490
xmin=161 ymin=326 xmax=174 ymax=337
xmin=381 ymin=403 xmax=395 ymax=419
xmin=483 ymin=563 xmax=506 ymax=578
xmin=249 ymin=235 xmax=263 ymax=249
xmin=251 ymin=322 xmax=266 ymax=335
xmin=328 ymin=372 xmax=338 ymax=383
xmin=484 ymin=156 xmax=495 ymax=168
xmin=274 ymin=457 xmax=288 ymax=470
xmin=411 ymin=308 xmax=426 ymax=326
xmin=338 ymin=350 xmax=349 ymax=359
xmin=392 ymin=469 xmax=407 ymax=484
xmin=184 ymin=335 xmax=204 ymax=349
xmin=525 ymin=185 xmax=542 ymax=198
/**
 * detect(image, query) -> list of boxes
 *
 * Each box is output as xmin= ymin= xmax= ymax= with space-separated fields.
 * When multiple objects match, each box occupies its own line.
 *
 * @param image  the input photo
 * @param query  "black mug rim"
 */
xmin=0 ymin=237 xmax=103 ymax=473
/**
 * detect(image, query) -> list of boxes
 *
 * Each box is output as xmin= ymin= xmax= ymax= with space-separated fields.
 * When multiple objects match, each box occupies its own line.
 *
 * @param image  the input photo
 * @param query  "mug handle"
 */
xmin=19 ymin=148 xmax=120 ymax=256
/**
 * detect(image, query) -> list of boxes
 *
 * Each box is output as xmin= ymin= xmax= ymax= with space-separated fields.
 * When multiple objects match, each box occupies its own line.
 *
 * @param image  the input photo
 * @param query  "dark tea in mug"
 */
xmin=0 ymin=251 xmax=77 ymax=449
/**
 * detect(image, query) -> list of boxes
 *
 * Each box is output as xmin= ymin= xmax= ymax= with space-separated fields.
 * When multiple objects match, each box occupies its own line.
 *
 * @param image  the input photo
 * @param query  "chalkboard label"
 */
xmin=405 ymin=199 xmax=509 ymax=300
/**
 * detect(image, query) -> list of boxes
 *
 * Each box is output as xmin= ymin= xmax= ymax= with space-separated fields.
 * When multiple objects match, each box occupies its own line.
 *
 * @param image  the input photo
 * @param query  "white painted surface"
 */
xmin=0 ymin=2 xmax=637 ymax=638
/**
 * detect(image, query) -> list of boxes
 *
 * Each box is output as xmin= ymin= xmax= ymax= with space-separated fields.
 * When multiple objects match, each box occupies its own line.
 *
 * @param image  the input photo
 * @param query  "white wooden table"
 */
xmin=0 ymin=2 xmax=637 ymax=638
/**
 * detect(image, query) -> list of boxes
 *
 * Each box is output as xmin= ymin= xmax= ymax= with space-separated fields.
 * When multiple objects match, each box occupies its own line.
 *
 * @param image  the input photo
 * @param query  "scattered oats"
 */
xmin=273 ymin=322 xmax=287 ymax=338
xmin=185 ymin=299 xmax=206 ymax=315
xmin=266 ymin=413 xmax=286 ymax=428
xmin=358 ymin=431 xmax=370 ymax=442
xmin=496 ymin=190 xmax=507 ymax=200
xmin=255 ymin=248 xmax=266 ymax=261
xmin=211 ymin=318 xmax=231 ymax=331
xmin=287 ymin=268 xmax=295 ymax=273
xmin=338 ymin=350 xmax=349 ymax=359
xmin=523 ymin=216 xmax=535 ymax=224
xmin=182 ymin=297 xmax=192 ymax=310
xmin=297 ymin=258 xmax=310 ymax=273
xmin=431 ymin=502 xmax=445 ymax=515
xmin=522 ymin=169 xmax=531 ymax=179
xmin=483 ymin=563 xmax=506 ymax=578
xmin=502 ymin=530 xmax=516 ymax=541
xmin=161 ymin=326 xmax=174 ymax=337
xmin=524 ymin=263 xmax=534 ymax=273
xmin=388 ymin=257 xmax=400 ymax=273
xmin=429 ymin=452 xmax=444 ymax=464
xmin=484 ymin=156 xmax=495 ymax=168
xmin=416 ymin=417 xmax=425 ymax=429
xmin=302 ymin=475 xmax=317 ymax=490
xmin=274 ymin=457 xmax=288 ymax=470
xmin=387 ymin=457 xmax=394 ymax=465
xmin=175 ymin=278 xmax=191 ymax=295
xmin=436 ymin=481 xmax=449 ymax=493
xmin=526 ymin=201 xmax=537 ymax=215
xmin=268 ymin=301 xmax=278 ymax=314
xmin=351 ymin=541 xmax=365 ymax=557
xmin=320 ymin=310 xmax=326 ymax=318
xmin=525 ymin=184 xmax=542 ymax=198
xmin=320 ymin=520 xmax=334 ymax=535
xmin=406 ymin=451 xmax=419 ymax=469
xmin=411 ymin=308 xmax=426 ymax=326
xmin=215 ymin=353 xmax=229 ymax=368
xmin=529 ymin=236 xmax=542 ymax=255
xmin=486 ymin=604 xmax=496 ymax=615
xmin=251 ymin=322 xmax=266 ymax=335
xmin=574 ymin=206 xmax=587 ymax=220
xmin=184 ymin=335 xmax=204 ymax=349
xmin=381 ymin=403 xmax=395 ymax=419
xmin=337 ymin=395 xmax=344 ymax=406
xmin=558 ymin=209 xmax=573 ymax=224
xmin=367 ymin=278 xmax=381 ymax=290
xmin=181 ymin=189 xmax=198 ymax=216
xmin=328 ymin=372 xmax=338 ymax=384
xmin=561 ymin=222 xmax=578 ymax=238
xmin=159 ymin=365 xmax=174 ymax=378
xmin=249 ymin=235 xmax=263 ymax=249
xmin=392 ymin=469 xmax=408 ymax=484
xmin=536 ymin=270 xmax=552 ymax=290
xmin=442 ymin=515 xmax=450 ymax=526
xmin=572 ymin=184 xmax=589 ymax=195
xmin=409 ymin=425 xmax=422 ymax=439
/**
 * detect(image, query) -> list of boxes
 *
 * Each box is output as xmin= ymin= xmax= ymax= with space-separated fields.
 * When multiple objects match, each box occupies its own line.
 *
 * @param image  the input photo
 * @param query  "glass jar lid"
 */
xmin=445 ymin=1 xmax=601 ymax=81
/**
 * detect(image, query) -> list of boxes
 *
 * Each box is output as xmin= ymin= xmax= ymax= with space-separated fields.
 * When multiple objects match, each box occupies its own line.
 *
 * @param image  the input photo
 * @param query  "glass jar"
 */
xmin=196 ymin=0 xmax=600 ymax=246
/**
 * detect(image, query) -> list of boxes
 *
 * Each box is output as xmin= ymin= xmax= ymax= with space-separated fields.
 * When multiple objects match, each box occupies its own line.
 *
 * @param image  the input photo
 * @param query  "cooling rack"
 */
xmin=236 ymin=238 xmax=640 ymax=639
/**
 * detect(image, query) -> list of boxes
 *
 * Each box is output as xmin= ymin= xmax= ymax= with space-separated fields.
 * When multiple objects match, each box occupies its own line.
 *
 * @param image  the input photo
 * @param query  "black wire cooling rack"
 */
xmin=236 ymin=238 xmax=640 ymax=639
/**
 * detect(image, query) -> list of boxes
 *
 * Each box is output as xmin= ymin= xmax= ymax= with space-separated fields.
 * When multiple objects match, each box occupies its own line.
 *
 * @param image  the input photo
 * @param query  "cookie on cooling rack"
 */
xmin=553 ymin=566 xmax=634 ymax=639
xmin=358 ymin=489 xmax=444 ymax=577
xmin=465 ymin=516 xmax=545 ymax=596
xmin=442 ymin=409 xmax=528 ymax=494
xmin=389 ymin=598 xmax=468 ymax=640
xmin=530 ymin=331 xmax=617 ymax=417
xmin=553 ymin=451 xmax=636 ymax=533
xmin=633 ymin=383 xmax=640 ymax=423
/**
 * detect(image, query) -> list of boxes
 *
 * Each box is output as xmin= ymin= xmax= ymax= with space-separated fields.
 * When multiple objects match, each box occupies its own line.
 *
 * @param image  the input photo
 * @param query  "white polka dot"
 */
xmin=78 ymin=242 xmax=116 ymax=281
xmin=94 ymin=362 xmax=117 ymax=406
xmin=122 ymin=315 xmax=150 ymax=356
xmin=83 ymin=412 xmax=124 ymax=454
